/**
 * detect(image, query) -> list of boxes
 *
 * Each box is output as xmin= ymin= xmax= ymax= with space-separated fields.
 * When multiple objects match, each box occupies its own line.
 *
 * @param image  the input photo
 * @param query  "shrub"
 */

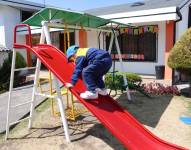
xmin=126 ymin=73 xmax=142 ymax=84
xmin=168 ymin=27 xmax=191 ymax=96
xmin=0 ymin=51 xmax=26 ymax=90
xmin=168 ymin=27 xmax=191 ymax=74
xmin=105 ymin=72 xmax=142 ymax=91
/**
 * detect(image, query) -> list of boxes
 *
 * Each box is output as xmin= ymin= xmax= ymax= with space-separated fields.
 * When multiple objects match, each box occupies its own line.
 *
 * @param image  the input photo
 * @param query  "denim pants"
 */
xmin=82 ymin=54 xmax=112 ymax=92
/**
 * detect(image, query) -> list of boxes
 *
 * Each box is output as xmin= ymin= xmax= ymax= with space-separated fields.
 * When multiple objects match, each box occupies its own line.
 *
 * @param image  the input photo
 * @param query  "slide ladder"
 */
xmin=5 ymin=24 xmax=70 ymax=142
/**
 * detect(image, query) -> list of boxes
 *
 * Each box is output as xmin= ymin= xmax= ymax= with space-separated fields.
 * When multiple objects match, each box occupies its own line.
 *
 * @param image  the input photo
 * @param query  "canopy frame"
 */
xmin=24 ymin=7 xmax=131 ymax=100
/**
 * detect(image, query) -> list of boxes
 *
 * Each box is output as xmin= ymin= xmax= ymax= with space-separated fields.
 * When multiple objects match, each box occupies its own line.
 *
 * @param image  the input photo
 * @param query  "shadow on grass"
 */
xmin=5 ymin=116 xmax=126 ymax=150
xmin=71 ymin=123 xmax=126 ymax=150
xmin=116 ymin=91 xmax=173 ymax=128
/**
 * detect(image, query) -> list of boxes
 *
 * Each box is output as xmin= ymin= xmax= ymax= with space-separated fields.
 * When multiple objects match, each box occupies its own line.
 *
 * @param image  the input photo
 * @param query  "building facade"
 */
xmin=85 ymin=0 xmax=191 ymax=82
xmin=0 ymin=0 xmax=44 ymax=65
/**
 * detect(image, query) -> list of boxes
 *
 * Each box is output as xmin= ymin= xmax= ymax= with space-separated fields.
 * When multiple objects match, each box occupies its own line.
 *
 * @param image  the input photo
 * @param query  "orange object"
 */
xmin=124 ymin=28 xmax=128 ymax=33
xmin=165 ymin=21 xmax=174 ymax=79
xmin=154 ymin=26 xmax=159 ymax=33
xmin=139 ymin=27 xmax=143 ymax=34
xmin=79 ymin=29 xmax=87 ymax=47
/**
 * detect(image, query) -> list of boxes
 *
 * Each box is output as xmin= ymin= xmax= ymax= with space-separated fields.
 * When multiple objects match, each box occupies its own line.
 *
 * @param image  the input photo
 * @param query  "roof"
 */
xmin=85 ymin=0 xmax=184 ymax=16
xmin=23 ymin=7 xmax=128 ymax=29
xmin=0 ymin=0 xmax=44 ymax=11
xmin=0 ymin=45 xmax=11 ymax=52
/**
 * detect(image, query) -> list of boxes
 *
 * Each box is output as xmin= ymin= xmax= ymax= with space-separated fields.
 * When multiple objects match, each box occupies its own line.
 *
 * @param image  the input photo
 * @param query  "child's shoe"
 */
xmin=80 ymin=91 xmax=98 ymax=99
xmin=96 ymin=88 xmax=108 ymax=96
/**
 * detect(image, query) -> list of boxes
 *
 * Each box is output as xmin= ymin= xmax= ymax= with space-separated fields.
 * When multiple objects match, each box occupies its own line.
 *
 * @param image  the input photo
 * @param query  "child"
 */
xmin=65 ymin=45 xmax=112 ymax=99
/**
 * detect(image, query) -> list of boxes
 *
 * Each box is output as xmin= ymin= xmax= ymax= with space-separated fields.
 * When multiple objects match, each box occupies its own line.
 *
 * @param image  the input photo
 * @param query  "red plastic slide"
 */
xmin=19 ymin=44 xmax=187 ymax=150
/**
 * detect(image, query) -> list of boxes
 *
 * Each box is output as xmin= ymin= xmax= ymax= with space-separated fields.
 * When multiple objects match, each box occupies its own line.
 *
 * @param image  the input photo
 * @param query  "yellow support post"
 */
xmin=38 ymin=25 xmax=87 ymax=120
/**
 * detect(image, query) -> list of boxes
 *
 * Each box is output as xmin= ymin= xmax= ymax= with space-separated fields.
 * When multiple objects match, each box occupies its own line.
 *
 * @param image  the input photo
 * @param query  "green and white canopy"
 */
xmin=23 ymin=7 xmax=128 ymax=29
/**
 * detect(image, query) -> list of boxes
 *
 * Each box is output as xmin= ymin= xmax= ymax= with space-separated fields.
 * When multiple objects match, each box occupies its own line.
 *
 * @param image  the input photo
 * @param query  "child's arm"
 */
xmin=71 ymin=56 xmax=86 ymax=85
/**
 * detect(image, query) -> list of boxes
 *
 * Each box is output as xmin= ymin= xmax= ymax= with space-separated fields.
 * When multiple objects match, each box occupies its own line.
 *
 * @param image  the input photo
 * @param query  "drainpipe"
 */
xmin=173 ymin=7 xmax=182 ymax=44
xmin=172 ymin=6 xmax=182 ymax=85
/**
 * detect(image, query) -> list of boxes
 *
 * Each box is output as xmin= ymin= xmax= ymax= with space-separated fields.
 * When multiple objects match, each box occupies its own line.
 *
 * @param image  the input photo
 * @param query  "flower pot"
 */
xmin=155 ymin=65 xmax=165 ymax=79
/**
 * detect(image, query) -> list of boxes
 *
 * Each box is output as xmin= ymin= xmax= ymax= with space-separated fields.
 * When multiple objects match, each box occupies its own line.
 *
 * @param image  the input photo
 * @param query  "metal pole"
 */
xmin=53 ymin=78 xmax=70 ymax=142
xmin=28 ymin=59 xmax=41 ymax=128
xmin=43 ymin=21 xmax=70 ymax=142
xmin=114 ymin=32 xmax=131 ymax=100
xmin=108 ymin=33 xmax=114 ymax=54
xmin=5 ymin=48 xmax=16 ymax=140
xmin=48 ymin=22 xmax=113 ymax=33
xmin=28 ymin=26 xmax=44 ymax=129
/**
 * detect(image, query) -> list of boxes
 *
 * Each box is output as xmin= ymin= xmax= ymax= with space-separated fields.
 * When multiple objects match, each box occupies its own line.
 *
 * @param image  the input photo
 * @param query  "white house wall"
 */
xmin=80 ymin=21 xmax=165 ymax=75
xmin=3 ymin=6 xmax=21 ymax=49
xmin=0 ymin=6 xmax=6 ymax=46
xmin=0 ymin=5 xmax=28 ymax=62
xmin=87 ymin=30 xmax=98 ymax=48
xmin=176 ymin=0 xmax=191 ymax=39
xmin=87 ymin=30 xmax=105 ymax=49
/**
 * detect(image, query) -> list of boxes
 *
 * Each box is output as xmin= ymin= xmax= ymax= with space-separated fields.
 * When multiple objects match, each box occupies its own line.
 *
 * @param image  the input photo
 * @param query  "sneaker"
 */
xmin=80 ymin=91 xmax=98 ymax=99
xmin=96 ymin=88 xmax=108 ymax=96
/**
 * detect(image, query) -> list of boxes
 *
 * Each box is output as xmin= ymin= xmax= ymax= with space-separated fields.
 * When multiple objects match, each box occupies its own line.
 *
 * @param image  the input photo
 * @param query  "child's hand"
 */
xmin=65 ymin=83 xmax=73 ymax=88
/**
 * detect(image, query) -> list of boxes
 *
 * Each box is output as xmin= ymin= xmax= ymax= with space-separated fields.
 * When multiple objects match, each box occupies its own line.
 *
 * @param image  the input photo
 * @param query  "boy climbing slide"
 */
xmin=65 ymin=45 xmax=112 ymax=99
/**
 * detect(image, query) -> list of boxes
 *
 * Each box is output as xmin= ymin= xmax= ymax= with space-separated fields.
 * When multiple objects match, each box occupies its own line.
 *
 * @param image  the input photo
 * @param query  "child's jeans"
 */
xmin=82 ymin=53 xmax=112 ymax=92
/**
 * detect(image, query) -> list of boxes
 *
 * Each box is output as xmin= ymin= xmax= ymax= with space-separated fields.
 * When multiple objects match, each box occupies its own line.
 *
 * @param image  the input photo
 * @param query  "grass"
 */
xmin=0 ymin=98 xmax=51 ymax=144
xmin=188 ymin=102 xmax=191 ymax=113
xmin=0 ymin=91 xmax=191 ymax=149
xmin=35 ymin=98 xmax=51 ymax=113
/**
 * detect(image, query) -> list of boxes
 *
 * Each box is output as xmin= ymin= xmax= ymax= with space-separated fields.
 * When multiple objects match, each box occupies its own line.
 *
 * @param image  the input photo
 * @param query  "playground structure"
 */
xmin=5 ymin=8 xmax=187 ymax=150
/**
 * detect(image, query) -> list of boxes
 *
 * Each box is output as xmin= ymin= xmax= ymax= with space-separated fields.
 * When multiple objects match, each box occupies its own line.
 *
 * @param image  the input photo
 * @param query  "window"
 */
xmin=21 ymin=10 xmax=34 ymax=22
xmin=106 ymin=25 xmax=158 ymax=62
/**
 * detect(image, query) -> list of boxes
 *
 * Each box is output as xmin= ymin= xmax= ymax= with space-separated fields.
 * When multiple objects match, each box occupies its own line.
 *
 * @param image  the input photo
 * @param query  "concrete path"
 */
xmin=0 ymin=84 xmax=47 ymax=133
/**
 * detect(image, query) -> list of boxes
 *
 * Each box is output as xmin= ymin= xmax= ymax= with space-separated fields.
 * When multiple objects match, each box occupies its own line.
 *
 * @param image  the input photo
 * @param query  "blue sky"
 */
xmin=29 ymin=0 xmax=140 ymax=11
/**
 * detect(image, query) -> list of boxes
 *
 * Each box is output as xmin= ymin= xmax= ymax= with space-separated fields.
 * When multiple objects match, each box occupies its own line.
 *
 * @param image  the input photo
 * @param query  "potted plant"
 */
xmin=168 ymin=27 xmax=191 ymax=96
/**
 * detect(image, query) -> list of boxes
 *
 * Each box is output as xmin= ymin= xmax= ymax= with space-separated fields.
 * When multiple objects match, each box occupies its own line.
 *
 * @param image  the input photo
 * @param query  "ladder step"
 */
xmin=35 ymin=92 xmax=56 ymax=98
xmin=14 ymin=67 xmax=36 ymax=72
xmin=11 ymin=101 xmax=33 ymax=108
xmin=13 ymin=84 xmax=33 ymax=91
xmin=9 ymin=116 xmax=31 ymax=126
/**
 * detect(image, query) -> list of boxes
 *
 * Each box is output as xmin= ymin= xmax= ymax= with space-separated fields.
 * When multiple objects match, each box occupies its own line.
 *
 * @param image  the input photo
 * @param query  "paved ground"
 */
xmin=0 ymin=84 xmax=47 ymax=133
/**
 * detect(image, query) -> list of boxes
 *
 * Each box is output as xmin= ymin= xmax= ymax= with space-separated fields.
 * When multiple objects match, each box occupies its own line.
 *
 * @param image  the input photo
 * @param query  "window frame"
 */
xmin=106 ymin=25 xmax=158 ymax=63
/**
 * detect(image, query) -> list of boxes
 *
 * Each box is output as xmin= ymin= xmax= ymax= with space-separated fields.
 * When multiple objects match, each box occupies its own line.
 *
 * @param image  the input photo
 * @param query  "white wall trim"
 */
xmin=99 ymin=7 xmax=177 ymax=19
xmin=0 ymin=0 xmax=44 ymax=10
xmin=112 ymin=13 xmax=177 ymax=24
